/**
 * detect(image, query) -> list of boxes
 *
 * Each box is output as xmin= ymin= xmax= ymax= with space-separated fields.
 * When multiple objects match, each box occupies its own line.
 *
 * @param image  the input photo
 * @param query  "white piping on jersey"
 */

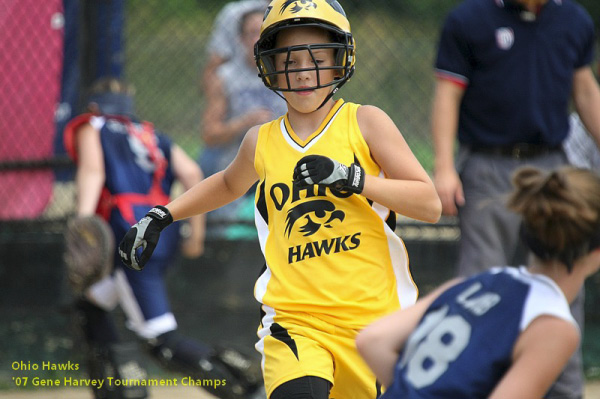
xmin=253 ymin=199 xmax=276 ymax=374
xmin=254 ymin=201 xmax=271 ymax=304
xmin=491 ymin=266 xmax=578 ymax=333
xmin=370 ymin=171 xmax=417 ymax=308
xmin=511 ymin=266 xmax=566 ymax=303
xmin=279 ymin=103 xmax=347 ymax=153
xmin=114 ymin=268 xmax=178 ymax=339
xmin=514 ymin=267 xmax=577 ymax=332
xmin=255 ymin=304 xmax=277 ymax=375
xmin=254 ymin=261 xmax=271 ymax=305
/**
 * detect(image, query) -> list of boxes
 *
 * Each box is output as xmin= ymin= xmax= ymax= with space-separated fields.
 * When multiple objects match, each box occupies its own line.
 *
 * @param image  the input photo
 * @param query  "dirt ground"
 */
xmin=1 ymin=383 xmax=600 ymax=399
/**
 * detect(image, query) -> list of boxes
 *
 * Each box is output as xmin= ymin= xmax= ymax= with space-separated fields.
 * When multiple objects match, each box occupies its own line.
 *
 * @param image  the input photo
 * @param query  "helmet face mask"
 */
xmin=257 ymin=33 xmax=352 ymax=92
xmin=254 ymin=0 xmax=355 ymax=100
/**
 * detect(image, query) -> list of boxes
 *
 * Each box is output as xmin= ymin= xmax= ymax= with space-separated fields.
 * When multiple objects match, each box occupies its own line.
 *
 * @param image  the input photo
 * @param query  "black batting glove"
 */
xmin=119 ymin=205 xmax=173 ymax=271
xmin=293 ymin=154 xmax=365 ymax=194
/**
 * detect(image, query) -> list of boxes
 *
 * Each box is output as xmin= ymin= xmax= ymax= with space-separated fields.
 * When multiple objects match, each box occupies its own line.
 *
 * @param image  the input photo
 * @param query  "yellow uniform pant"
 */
xmin=257 ymin=310 xmax=380 ymax=399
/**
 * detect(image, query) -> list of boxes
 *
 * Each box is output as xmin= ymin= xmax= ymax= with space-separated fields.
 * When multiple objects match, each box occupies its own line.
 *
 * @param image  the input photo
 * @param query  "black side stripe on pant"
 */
xmin=270 ymin=323 xmax=299 ymax=360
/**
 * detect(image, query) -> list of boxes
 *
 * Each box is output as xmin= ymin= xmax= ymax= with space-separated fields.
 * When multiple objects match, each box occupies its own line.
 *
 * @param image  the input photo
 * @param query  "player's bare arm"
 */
xmin=75 ymin=124 xmax=105 ymax=216
xmin=120 ymin=125 xmax=259 ymax=270
xmin=167 ymin=125 xmax=260 ymax=222
xmin=356 ymin=279 xmax=460 ymax=387
xmin=572 ymin=66 xmax=600 ymax=149
xmin=358 ymin=105 xmax=441 ymax=223
xmin=171 ymin=144 xmax=205 ymax=258
xmin=489 ymin=316 xmax=579 ymax=399
xmin=171 ymin=144 xmax=204 ymax=191
xmin=431 ymin=78 xmax=465 ymax=216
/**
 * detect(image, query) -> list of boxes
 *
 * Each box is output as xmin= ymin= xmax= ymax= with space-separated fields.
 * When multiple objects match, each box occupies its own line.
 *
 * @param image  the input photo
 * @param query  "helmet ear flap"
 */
xmin=258 ymin=55 xmax=277 ymax=88
xmin=255 ymin=37 xmax=278 ymax=88
xmin=335 ymin=48 xmax=345 ymax=69
xmin=334 ymin=39 xmax=354 ymax=79
xmin=332 ymin=49 xmax=347 ymax=79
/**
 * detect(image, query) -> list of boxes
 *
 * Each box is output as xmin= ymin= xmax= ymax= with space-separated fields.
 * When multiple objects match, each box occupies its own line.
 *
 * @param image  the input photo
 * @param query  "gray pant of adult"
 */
xmin=457 ymin=148 xmax=584 ymax=399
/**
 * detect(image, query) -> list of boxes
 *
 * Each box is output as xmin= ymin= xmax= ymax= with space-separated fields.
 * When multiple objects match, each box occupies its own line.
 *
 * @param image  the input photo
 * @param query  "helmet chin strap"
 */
xmin=316 ymin=79 xmax=343 ymax=110
xmin=316 ymin=67 xmax=354 ymax=110
xmin=317 ymin=69 xmax=354 ymax=109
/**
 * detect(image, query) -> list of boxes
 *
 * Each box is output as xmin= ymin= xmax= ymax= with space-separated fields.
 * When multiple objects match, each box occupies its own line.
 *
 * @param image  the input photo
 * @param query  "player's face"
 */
xmin=274 ymin=27 xmax=337 ymax=113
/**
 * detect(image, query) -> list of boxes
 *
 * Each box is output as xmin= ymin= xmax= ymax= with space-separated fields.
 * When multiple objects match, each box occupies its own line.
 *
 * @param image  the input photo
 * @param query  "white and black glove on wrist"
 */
xmin=293 ymin=154 xmax=365 ymax=194
xmin=119 ymin=205 xmax=173 ymax=271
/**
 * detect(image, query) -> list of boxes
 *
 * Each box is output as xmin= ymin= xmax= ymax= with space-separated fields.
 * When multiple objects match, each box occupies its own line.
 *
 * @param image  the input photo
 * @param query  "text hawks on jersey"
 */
xmin=266 ymin=178 xmax=362 ymax=264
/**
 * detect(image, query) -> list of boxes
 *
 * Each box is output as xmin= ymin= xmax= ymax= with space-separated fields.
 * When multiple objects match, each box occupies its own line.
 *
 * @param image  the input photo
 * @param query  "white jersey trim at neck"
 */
xmin=280 ymin=103 xmax=347 ymax=153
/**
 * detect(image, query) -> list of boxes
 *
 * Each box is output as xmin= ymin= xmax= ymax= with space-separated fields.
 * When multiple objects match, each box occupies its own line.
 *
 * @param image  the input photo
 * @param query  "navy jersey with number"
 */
xmin=382 ymin=267 xmax=577 ymax=399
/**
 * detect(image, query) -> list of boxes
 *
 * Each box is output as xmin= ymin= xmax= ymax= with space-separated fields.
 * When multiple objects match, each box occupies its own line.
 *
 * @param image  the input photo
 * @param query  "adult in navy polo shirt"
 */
xmin=431 ymin=1 xmax=600 ymax=398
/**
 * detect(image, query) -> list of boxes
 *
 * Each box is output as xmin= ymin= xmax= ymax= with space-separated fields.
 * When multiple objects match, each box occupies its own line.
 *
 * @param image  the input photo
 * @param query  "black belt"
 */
xmin=470 ymin=143 xmax=561 ymax=160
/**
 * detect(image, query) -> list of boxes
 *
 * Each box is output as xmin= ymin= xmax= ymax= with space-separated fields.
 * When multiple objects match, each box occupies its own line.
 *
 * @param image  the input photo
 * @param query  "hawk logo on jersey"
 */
xmin=265 ymin=181 xmax=361 ymax=263
xmin=280 ymin=0 xmax=317 ymax=14
xmin=284 ymin=199 xmax=345 ymax=238
xmin=284 ymin=199 xmax=361 ymax=264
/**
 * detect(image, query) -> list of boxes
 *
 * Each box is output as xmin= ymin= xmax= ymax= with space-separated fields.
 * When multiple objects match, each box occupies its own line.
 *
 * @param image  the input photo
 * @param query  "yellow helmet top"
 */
xmin=260 ymin=0 xmax=351 ymax=36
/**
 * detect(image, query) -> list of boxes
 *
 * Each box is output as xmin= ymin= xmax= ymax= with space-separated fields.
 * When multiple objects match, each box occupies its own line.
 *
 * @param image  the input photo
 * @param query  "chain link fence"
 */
xmin=126 ymin=0 xmax=455 ymax=163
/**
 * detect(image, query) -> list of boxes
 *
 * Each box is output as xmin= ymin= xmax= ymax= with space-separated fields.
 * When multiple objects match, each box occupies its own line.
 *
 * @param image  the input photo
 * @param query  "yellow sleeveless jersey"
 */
xmin=253 ymin=99 xmax=417 ymax=329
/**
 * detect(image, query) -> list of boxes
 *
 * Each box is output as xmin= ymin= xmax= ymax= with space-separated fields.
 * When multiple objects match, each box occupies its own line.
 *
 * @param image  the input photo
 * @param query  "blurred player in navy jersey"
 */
xmin=65 ymin=78 xmax=263 ymax=399
xmin=359 ymin=165 xmax=600 ymax=399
